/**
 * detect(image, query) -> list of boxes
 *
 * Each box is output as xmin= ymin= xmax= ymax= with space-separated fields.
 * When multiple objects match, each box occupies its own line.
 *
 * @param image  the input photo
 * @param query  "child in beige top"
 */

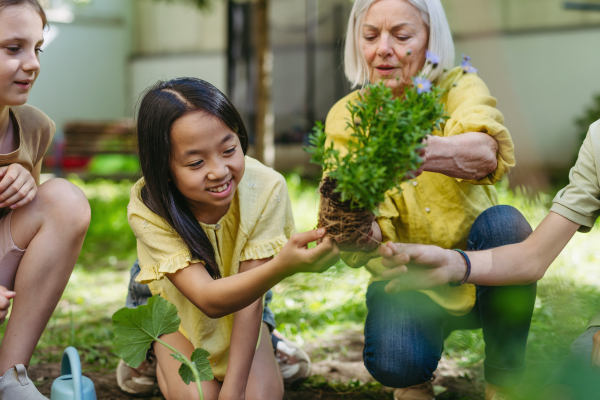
xmin=0 ymin=1 xmax=91 ymax=399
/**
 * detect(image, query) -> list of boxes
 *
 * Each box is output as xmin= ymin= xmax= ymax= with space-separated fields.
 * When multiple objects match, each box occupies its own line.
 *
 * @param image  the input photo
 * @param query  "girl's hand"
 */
xmin=592 ymin=330 xmax=600 ymax=371
xmin=379 ymin=242 xmax=466 ymax=293
xmin=277 ymin=228 xmax=340 ymax=275
xmin=0 ymin=286 xmax=16 ymax=325
xmin=0 ymin=164 xmax=37 ymax=209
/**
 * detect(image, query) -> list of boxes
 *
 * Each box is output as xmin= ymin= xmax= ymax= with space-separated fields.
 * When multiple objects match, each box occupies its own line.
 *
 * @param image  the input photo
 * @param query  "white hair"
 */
xmin=344 ymin=0 xmax=455 ymax=88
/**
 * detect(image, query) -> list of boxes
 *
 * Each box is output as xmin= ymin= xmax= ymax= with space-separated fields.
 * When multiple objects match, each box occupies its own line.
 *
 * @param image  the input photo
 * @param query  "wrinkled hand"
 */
xmin=0 ymin=164 xmax=37 ymax=209
xmin=338 ymin=221 xmax=382 ymax=253
xmin=592 ymin=330 xmax=600 ymax=371
xmin=278 ymin=229 xmax=340 ymax=275
xmin=404 ymin=147 xmax=426 ymax=180
xmin=0 ymin=286 xmax=16 ymax=325
xmin=379 ymin=242 xmax=460 ymax=293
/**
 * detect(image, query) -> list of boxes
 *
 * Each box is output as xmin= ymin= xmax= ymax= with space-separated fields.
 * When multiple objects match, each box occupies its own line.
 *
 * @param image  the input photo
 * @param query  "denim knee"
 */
xmin=363 ymin=347 xmax=437 ymax=388
xmin=468 ymin=205 xmax=532 ymax=251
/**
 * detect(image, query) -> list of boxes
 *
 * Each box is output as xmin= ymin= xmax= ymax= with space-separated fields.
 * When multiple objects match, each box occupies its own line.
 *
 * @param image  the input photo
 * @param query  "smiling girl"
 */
xmin=128 ymin=78 xmax=339 ymax=400
xmin=0 ymin=1 xmax=91 ymax=398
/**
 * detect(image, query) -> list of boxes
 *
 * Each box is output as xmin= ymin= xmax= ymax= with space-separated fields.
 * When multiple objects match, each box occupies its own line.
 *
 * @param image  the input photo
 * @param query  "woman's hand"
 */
xmin=276 ymin=229 xmax=340 ymax=275
xmin=379 ymin=242 xmax=466 ymax=293
xmin=0 ymin=164 xmax=37 ymax=209
xmin=592 ymin=330 xmax=600 ymax=371
xmin=0 ymin=286 xmax=16 ymax=325
xmin=422 ymin=133 xmax=498 ymax=180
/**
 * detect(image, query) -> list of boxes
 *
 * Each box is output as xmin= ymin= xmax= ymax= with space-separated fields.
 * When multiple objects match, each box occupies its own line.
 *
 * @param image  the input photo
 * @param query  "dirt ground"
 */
xmin=29 ymin=331 xmax=485 ymax=400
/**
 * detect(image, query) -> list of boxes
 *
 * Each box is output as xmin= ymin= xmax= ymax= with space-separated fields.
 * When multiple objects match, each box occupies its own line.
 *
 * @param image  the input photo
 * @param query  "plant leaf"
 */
xmin=112 ymin=295 xmax=181 ymax=368
xmin=177 ymin=348 xmax=214 ymax=384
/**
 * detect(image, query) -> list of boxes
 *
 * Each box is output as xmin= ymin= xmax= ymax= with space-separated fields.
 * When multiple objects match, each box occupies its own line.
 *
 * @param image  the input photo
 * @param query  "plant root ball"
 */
xmin=318 ymin=177 xmax=376 ymax=249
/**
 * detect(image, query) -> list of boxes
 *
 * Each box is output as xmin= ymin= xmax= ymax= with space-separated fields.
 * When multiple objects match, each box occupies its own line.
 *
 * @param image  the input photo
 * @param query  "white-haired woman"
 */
xmin=325 ymin=1 xmax=533 ymax=399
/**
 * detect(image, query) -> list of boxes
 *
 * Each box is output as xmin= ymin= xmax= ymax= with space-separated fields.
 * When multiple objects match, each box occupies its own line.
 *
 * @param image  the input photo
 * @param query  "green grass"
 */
xmin=4 ymin=174 xmax=599 ymax=398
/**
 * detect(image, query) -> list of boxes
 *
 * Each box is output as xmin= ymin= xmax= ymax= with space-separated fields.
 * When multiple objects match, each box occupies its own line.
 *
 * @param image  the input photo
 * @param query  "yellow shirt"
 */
xmin=127 ymin=156 xmax=296 ymax=380
xmin=326 ymin=67 xmax=515 ymax=316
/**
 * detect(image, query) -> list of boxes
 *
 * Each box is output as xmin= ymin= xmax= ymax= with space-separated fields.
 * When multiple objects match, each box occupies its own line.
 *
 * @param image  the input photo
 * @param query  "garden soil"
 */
xmin=29 ymin=331 xmax=485 ymax=400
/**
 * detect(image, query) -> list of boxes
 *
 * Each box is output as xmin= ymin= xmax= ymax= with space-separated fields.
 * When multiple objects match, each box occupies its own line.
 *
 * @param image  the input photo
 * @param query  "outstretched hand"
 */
xmin=277 ymin=228 xmax=340 ymax=275
xmin=379 ymin=242 xmax=463 ymax=293
xmin=0 ymin=286 xmax=16 ymax=325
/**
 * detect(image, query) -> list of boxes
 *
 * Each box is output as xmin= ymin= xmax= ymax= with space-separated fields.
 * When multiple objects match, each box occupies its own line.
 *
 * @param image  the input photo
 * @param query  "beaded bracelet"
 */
xmin=449 ymin=249 xmax=471 ymax=287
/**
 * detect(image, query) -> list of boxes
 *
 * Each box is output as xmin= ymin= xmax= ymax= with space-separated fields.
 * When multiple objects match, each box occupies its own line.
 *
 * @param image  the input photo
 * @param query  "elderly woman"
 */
xmin=325 ymin=0 xmax=534 ymax=399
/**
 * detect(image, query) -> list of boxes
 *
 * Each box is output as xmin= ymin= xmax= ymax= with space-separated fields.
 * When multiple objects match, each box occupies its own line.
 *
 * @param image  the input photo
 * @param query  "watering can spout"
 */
xmin=50 ymin=347 xmax=96 ymax=400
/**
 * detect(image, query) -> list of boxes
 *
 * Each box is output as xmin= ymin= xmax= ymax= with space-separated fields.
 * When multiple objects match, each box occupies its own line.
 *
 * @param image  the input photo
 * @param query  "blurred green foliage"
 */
xmin=88 ymin=155 xmax=139 ymax=175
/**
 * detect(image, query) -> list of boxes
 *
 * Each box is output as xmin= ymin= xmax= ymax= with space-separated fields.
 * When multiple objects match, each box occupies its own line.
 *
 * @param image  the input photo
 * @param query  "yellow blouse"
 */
xmin=127 ymin=156 xmax=296 ymax=380
xmin=326 ymin=67 xmax=515 ymax=316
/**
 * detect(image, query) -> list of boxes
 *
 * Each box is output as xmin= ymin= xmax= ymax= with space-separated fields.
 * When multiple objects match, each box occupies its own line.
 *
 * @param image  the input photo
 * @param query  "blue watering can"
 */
xmin=50 ymin=347 xmax=97 ymax=400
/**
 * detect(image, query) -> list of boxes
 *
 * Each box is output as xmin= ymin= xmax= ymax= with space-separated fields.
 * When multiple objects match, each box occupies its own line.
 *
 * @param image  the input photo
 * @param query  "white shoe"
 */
xmin=272 ymin=332 xmax=311 ymax=385
xmin=116 ymin=354 xmax=158 ymax=396
xmin=0 ymin=364 xmax=48 ymax=399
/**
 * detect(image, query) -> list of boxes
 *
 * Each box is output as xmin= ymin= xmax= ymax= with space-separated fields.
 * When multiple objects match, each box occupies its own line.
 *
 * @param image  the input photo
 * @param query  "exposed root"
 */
xmin=318 ymin=177 xmax=375 ymax=248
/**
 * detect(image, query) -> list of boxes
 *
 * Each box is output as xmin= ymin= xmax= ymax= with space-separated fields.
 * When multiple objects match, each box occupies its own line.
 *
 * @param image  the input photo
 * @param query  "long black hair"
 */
xmin=0 ymin=0 xmax=48 ymax=28
xmin=137 ymin=78 xmax=249 ymax=279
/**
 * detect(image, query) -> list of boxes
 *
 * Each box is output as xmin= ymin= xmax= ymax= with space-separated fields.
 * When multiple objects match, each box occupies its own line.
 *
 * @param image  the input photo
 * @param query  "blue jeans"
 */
xmin=125 ymin=260 xmax=277 ymax=332
xmin=363 ymin=205 xmax=536 ymax=388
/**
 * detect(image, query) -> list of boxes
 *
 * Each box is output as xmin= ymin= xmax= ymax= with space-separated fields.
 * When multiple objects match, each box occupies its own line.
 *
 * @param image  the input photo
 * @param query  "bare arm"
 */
xmin=423 ymin=132 xmax=498 ymax=181
xmin=220 ymin=258 xmax=270 ymax=400
xmin=167 ymin=230 xmax=339 ymax=318
xmin=380 ymin=212 xmax=579 ymax=292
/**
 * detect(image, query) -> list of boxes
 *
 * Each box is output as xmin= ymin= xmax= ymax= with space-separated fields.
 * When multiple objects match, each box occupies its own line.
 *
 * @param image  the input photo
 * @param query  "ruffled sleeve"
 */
xmin=127 ymin=179 xmax=203 ymax=284
xmin=441 ymin=69 xmax=515 ymax=185
xmin=239 ymin=164 xmax=296 ymax=262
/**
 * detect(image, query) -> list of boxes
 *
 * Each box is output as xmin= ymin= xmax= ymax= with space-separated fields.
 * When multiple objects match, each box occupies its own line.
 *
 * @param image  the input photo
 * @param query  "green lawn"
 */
xmin=3 ymin=174 xmax=600 ymax=398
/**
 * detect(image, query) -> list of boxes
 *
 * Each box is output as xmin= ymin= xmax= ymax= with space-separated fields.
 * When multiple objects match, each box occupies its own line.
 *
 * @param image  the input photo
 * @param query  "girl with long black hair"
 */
xmin=128 ymin=77 xmax=339 ymax=400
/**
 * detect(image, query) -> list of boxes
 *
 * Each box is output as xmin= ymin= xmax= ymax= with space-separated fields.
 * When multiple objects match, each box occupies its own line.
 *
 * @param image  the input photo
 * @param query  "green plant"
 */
xmin=112 ymin=295 xmax=213 ymax=399
xmin=308 ymin=79 xmax=446 ymax=213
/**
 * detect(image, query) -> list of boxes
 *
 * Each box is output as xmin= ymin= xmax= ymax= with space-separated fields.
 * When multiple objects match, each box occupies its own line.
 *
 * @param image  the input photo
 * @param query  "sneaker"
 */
xmin=0 ymin=364 xmax=48 ymax=399
xmin=393 ymin=381 xmax=435 ymax=400
xmin=116 ymin=351 xmax=158 ymax=396
xmin=272 ymin=330 xmax=311 ymax=385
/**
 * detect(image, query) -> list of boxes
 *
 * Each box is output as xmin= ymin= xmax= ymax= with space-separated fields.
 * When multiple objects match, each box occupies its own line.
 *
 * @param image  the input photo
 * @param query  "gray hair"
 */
xmin=344 ymin=0 xmax=455 ymax=88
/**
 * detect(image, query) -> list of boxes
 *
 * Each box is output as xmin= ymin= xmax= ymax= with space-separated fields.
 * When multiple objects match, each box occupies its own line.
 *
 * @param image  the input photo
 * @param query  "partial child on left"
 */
xmin=0 ymin=1 xmax=91 ymax=399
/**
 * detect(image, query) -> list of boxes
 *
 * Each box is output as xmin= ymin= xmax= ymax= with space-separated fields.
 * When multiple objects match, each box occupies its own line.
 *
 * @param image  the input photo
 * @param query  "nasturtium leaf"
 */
xmin=112 ymin=295 xmax=181 ymax=368
xmin=176 ymin=348 xmax=214 ymax=384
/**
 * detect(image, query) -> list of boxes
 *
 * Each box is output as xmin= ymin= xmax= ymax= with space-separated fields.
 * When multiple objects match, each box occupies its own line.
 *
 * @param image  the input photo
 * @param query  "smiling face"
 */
xmin=169 ymin=111 xmax=245 ymax=224
xmin=0 ymin=4 xmax=44 ymax=107
xmin=361 ymin=0 xmax=429 ymax=96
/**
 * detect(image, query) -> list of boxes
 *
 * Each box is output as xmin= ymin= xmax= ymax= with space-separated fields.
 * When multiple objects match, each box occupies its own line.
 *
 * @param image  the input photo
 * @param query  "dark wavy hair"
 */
xmin=137 ymin=78 xmax=249 ymax=279
xmin=0 ymin=0 xmax=48 ymax=28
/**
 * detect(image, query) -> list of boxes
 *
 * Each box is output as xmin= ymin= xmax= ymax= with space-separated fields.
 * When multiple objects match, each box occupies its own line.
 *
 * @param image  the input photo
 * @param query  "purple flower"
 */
xmin=461 ymin=55 xmax=478 ymax=74
xmin=414 ymin=76 xmax=432 ymax=94
xmin=426 ymin=50 xmax=440 ymax=67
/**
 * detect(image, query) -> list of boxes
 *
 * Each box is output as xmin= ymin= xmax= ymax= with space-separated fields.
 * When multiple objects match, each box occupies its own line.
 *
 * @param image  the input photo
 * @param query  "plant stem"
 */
xmin=156 ymin=338 xmax=204 ymax=400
